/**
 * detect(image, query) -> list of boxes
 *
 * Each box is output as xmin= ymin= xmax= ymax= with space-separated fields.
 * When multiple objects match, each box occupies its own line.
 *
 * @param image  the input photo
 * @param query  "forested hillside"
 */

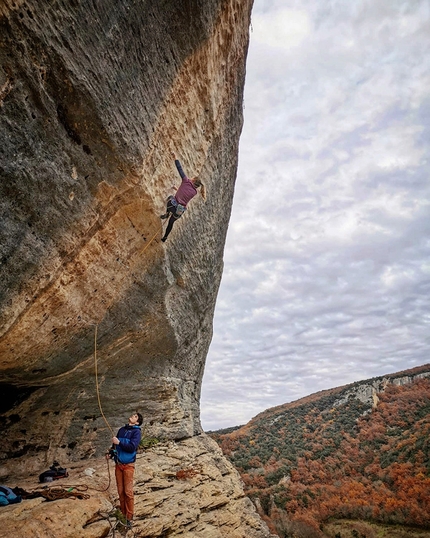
xmin=210 ymin=367 xmax=430 ymax=537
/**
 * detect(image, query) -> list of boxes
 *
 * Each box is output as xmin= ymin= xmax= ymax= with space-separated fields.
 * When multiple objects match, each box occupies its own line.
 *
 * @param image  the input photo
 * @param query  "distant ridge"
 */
xmin=210 ymin=363 xmax=430 ymax=537
xmin=249 ymin=362 xmax=430 ymax=426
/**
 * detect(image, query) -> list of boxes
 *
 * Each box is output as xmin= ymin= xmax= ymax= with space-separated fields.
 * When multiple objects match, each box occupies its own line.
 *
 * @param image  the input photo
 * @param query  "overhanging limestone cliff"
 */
xmin=0 ymin=0 xmax=252 ymax=473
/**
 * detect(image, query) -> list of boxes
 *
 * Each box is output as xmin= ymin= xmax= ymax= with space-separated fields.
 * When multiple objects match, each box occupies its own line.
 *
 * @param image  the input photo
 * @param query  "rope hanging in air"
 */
xmin=93 ymin=220 xmax=167 ymax=434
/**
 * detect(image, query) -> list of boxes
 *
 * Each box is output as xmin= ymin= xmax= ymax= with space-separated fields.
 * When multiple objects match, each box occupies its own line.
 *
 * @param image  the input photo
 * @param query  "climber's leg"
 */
xmin=160 ymin=196 xmax=176 ymax=219
xmin=161 ymin=214 xmax=177 ymax=242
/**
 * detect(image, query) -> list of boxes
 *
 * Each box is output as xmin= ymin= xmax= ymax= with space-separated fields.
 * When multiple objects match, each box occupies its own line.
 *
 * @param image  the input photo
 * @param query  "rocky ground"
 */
xmin=0 ymin=434 xmax=275 ymax=538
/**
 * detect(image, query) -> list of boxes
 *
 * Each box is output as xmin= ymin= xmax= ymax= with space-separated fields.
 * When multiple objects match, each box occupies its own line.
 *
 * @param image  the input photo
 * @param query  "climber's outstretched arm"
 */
xmin=171 ymin=150 xmax=187 ymax=180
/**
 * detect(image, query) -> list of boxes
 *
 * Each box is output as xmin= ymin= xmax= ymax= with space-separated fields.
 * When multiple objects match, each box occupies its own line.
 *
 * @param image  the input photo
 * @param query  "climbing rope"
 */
xmin=26 ymin=456 xmax=114 ymax=500
xmin=93 ymin=219 xmax=167 ymax=438
xmin=95 ymin=510 xmax=137 ymax=537
xmin=94 ymin=323 xmax=114 ymax=436
xmin=38 ymin=486 xmax=91 ymax=501
xmin=15 ymin=484 xmax=91 ymax=501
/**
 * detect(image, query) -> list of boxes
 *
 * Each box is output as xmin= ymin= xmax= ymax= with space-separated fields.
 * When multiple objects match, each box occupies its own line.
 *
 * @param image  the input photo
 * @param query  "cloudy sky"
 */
xmin=200 ymin=0 xmax=430 ymax=431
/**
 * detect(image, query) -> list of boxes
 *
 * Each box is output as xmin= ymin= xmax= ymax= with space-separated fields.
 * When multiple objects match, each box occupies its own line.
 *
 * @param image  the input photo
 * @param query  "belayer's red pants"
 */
xmin=115 ymin=463 xmax=135 ymax=520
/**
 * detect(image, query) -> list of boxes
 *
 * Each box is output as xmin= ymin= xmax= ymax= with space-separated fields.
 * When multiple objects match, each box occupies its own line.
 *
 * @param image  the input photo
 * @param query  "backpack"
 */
xmin=39 ymin=462 xmax=69 ymax=483
xmin=0 ymin=485 xmax=22 ymax=506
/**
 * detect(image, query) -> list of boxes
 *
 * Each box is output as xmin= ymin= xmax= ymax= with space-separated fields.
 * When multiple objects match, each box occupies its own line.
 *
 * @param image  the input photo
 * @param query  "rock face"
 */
xmin=331 ymin=369 xmax=430 ymax=410
xmin=0 ymin=1 xmax=273 ymax=535
xmin=0 ymin=0 xmax=251 ymax=474
xmin=0 ymin=435 xmax=275 ymax=537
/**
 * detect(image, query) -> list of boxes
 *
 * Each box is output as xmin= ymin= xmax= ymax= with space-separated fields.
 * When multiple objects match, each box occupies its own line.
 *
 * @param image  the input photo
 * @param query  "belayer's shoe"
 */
xmin=160 ymin=213 xmax=169 ymax=219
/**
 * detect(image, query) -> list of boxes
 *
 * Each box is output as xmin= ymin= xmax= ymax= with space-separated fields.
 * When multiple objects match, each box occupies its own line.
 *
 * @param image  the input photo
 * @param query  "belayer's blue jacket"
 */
xmin=114 ymin=424 xmax=142 ymax=464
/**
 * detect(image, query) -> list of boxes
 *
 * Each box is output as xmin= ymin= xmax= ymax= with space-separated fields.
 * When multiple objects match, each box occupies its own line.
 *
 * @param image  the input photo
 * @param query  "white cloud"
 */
xmin=252 ymin=8 xmax=312 ymax=52
xmin=200 ymin=0 xmax=430 ymax=431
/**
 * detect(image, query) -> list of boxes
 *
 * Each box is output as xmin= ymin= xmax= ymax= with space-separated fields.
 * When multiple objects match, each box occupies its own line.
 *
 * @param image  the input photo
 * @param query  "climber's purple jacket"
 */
xmin=174 ymin=159 xmax=197 ymax=207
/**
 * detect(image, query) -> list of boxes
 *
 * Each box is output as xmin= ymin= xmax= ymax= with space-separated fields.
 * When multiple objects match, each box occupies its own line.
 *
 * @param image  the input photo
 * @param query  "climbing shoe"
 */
xmin=161 ymin=236 xmax=167 ymax=242
xmin=160 ymin=213 xmax=169 ymax=219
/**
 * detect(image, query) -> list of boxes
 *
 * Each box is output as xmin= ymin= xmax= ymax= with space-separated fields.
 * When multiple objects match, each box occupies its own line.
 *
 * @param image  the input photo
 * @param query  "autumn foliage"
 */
xmin=210 ymin=373 xmax=430 ymax=535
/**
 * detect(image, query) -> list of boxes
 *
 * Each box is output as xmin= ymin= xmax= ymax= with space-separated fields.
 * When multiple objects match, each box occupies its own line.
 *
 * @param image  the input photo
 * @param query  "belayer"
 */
xmin=160 ymin=151 xmax=206 ymax=242
xmin=109 ymin=412 xmax=143 ymax=529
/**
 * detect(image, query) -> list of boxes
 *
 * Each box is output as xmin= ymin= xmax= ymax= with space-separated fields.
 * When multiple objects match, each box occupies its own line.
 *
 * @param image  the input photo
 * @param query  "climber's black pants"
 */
xmin=162 ymin=197 xmax=181 ymax=241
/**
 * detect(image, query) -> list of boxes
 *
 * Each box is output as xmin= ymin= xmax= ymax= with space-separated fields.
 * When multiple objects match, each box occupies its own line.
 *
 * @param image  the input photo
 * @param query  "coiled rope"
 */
xmin=92 ymin=509 xmax=138 ymax=537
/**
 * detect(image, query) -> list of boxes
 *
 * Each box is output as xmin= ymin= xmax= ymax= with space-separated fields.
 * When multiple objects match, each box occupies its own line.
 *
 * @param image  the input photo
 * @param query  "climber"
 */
xmin=110 ymin=412 xmax=143 ymax=528
xmin=160 ymin=151 xmax=206 ymax=242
